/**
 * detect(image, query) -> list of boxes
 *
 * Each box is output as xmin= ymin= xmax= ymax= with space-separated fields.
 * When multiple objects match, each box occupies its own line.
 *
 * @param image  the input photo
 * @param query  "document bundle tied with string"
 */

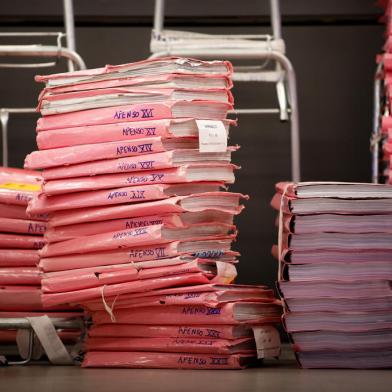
xmin=271 ymin=181 xmax=392 ymax=369
xmin=26 ymin=57 xmax=282 ymax=369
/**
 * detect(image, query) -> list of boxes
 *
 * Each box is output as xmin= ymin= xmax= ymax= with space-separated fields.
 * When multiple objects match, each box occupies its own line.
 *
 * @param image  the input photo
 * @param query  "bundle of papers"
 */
xmin=0 ymin=167 xmax=46 ymax=314
xmin=375 ymin=1 xmax=392 ymax=182
xmin=27 ymin=57 xmax=282 ymax=369
xmin=0 ymin=167 xmax=81 ymax=356
xmin=271 ymin=181 xmax=392 ymax=369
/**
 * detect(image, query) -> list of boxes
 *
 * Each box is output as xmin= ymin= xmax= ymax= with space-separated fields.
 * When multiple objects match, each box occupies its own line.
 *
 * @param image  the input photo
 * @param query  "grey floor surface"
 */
xmin=1 ymin=348 xmax=391 ymax=392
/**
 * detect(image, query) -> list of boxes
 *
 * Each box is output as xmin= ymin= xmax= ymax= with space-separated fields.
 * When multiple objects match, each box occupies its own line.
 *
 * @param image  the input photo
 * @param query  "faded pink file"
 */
xmin=41 ymin=272 xmax=211 ymax=307
xmin=47 ymin=192 xmax=247 ymax=227
xmin=85 ymin=336 xmax=255 ymax=355
xmin=41 ymin=148 xmax=236 ymax=180
xmin=41 ymin=259 xmax=237 ymax=293
xmin=88 ymin=324 xmax=253 ymax=340
xmin=39 ymin=240 xmax=236 ymax=272
xmin=0 ymin=217 xmax=47 ymax=235
xmin=0 ymin=233 xmax=45 ymax=249
xmin=44 ymin=210 xmax=234 ymax=243
xmin=0 ymin=249 xmax=40 ymax=267
xmin=28 ymin=182 xmax=223 ymax=215
xmin=39 ymin=223 xmax=235 ymax=257
xmin=42 ymin=164 xmax=236 ymax=196
xmin=36 ymin=101 xmax=232 ymax=131
xmin=25 ymin=137 xmax=199 ymax=169
xmin=82 ymin=351 xmax=253 ymax=369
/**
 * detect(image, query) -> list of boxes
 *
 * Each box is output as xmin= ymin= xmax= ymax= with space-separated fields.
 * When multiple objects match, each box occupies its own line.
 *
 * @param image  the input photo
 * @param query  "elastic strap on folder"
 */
xmin=26 ymin=316 xmax=73 ymax=365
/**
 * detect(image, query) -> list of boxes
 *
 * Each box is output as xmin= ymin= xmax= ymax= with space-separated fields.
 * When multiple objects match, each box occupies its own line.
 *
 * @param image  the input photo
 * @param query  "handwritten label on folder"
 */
xmin=196 ymin=120 xmax=227 ymax=153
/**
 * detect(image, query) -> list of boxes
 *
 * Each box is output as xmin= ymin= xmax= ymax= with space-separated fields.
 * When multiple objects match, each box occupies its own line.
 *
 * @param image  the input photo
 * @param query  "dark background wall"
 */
xmin=0 ymin=0 xmax=384 ymax=287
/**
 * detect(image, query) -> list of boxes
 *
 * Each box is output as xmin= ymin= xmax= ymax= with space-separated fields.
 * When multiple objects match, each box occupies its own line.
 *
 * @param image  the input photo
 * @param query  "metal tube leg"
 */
xmin=63 ymin=0 xmax=76 ymax=72
xmin=276 ymin=78 xmax=289 ymax=121
xmin=372 ymin=63 xmax=383 ymax=184
xmin=8 ymin=329 xmax=34 ymax=366
xmin=286 ymin=68 xmax=300 ymax=182
xmin=269 ymin=0 xmax=282 ymax=39
xmin=0 ymin=110 xmax=9 ymax=167
xmin=154 ymin=0 xmax=165 ymax=33
xmin=264 ymin=51 xmax=301 ymax=182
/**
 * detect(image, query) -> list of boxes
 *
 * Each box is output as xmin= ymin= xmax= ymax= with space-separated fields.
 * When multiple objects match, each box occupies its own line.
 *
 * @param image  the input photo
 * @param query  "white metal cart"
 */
xmin=0 ymin=0 xmax=86 ymax=167
xmin=149 ymin=0 xmax=301 ymax=181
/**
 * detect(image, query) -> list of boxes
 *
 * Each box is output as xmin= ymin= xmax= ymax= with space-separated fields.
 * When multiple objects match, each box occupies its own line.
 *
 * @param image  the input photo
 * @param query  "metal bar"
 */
xmin=269 ymin=1 xmax=288 ymax=120
xmin=0 ymin=108 xmax=35 ymax=114
xmin=154 ymin=0 xmax=165 ymax=33
xmin=0 ymin=110 xmax=9 ymax=167
xmin=372 ymin=61 xmax=383 ymax=184
xmin=157 ymin=34 xmax=273 ymax=40
xmin=0 ymin=32 xmax=64 ymax=37
xmin=7 ymin=329 xmax=34 ymax=366
xmin=150 ymin=48 xmax=283 ymax=59
xmin=0 ymin=108 xmax=37 ymax=168
xmin=63 ymin=0 xmax=76 ymax=72
xmin=0 ymin=317 xmax=83 ymax=330
xmin=151 ymin=49 xmax=301 ymax=181
xmin=270 ymin=0 xmax=282 ymax=39
xmin=0 ymin=45 xmax=86 ymax=70
xmin=0 ymin=62 xmax=58 ymax=68
xmin=229 ymin=108 xmax=280 ymax=114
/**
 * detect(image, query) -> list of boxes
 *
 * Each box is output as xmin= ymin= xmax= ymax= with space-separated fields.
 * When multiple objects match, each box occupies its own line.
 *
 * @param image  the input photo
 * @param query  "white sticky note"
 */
xmin=252 ymin=325 xmax=281 ymax=359
xmin=196 ymin=120 xmax=227 ymax=153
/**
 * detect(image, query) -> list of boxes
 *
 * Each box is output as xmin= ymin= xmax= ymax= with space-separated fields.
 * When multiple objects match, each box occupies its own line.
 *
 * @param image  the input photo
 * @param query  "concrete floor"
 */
xmin=1 ymin=348 xmax=392 ymax=392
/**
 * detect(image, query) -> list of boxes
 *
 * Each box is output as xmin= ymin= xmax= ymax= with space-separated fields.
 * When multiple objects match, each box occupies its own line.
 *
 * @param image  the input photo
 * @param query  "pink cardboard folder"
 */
xmin=0 ymin=267 xmax=41 ymax=285
xmin=39 ymin=223 xmax=235 ymax=258
xmin=0 ymin=249 xmax=40 ymax=267
xmin=25 ymin=137 xmax=198 ymax=169
xmin=82 ymin=351 xmax=253 ymax=369
xmin=36 ymin=118 xmax=234 ymax=150
xmin=85 ymin=336 xmax=255 ymax=355
xmin=0 ymin=217 xmax=47 ymax=235
xmin=42 ymin=164 xmax=235 ymax=196
xmin=41 ymin=259 xmax=237 ymax=293
xmin=47 ymin=192 xmax=247 ymax=227
xmin=36 ymin=101 xmax=232 ymax=131
xmin=35 ymin=57 xmax=233 ymax=85
xmin=44 ymin=210 xmax=234 ymax=243
xmin=41 ymin=272 xmax=211 ymax=307
xmin=28 ymin=182 xmax=222 ymax=215
xmin=39 ymin=239 xmax=236 ymax=272
xmin=0 ymin=233 xmax=45 ymax=249
xmin=41 ymin=148 xmax=236 ymax=181
xmin=88 ymin=324 xmax=253 ymax=340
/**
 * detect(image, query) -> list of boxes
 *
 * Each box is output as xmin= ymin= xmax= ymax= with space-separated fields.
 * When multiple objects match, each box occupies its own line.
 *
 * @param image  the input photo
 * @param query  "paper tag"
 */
xmin=0 ymin=182 xmax=41 ymax=192
xmin=196 ymin=120 xmax=227 ymax=153
xmin=252 ymin=325 xmax=281 ymax=359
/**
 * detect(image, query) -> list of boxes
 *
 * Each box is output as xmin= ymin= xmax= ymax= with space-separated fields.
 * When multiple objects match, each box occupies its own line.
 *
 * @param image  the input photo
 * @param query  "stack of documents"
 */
xmin=271 ymin=181 xmax=392 ymax=369
xmin=25 ymin=57 xmax=282 ymax=369
xmin=0 ymin=167 xmax=81 ymax=351
xmin=376 ymin=1 xmax=392 ymax=182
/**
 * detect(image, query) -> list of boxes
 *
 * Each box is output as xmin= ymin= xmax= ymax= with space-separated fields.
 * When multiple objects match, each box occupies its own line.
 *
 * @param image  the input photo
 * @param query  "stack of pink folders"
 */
xmin=271 ymin=181 xmax=392 ymax=369
xmin=25 ymin=57 xmax=282 ymax=369
xmin=0 ymin=167 xmax=81 ymax=348
xmin=376 ymin=0 xmax=392 ymax=182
